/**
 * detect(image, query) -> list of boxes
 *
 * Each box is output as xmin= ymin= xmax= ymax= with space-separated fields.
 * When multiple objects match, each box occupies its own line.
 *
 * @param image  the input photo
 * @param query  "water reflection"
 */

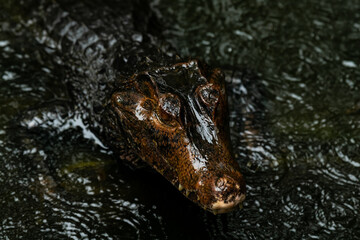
xmin=1 ymin=0 xmax=360 ymax=239
xmin=153 ymin=0 xmax=360 ymax=238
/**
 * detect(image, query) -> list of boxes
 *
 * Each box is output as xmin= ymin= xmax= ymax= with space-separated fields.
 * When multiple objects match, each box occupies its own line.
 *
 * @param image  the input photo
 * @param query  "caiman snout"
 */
xmin=195 ymin=170 xmax=246 ymax=214
xmin=211 ymin=175 xmax=246 ymax=213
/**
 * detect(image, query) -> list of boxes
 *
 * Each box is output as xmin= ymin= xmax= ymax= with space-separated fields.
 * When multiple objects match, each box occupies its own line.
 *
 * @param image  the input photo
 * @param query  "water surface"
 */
xmin=1 ymin=0 xmax=360 ymax=239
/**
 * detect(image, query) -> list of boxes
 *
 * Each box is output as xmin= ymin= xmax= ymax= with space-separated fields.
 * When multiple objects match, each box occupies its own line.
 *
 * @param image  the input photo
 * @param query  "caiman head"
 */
xmin=110 ymin=60 xmax=245 ymax=214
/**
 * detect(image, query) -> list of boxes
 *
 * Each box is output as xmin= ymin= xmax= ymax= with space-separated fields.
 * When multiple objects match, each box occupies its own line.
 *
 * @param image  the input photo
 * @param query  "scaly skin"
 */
xmin=13 ymin=0 xmax=246 ymax=213
xmin=107 ymin=60 xmax=246 ymax=213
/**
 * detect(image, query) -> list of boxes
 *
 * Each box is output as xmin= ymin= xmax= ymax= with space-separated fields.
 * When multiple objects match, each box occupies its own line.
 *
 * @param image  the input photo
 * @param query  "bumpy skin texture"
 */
xmin=20 ymin=0 xmax=246 ymax=213
xmin=108 ymin=60 xmax=246 ymax=213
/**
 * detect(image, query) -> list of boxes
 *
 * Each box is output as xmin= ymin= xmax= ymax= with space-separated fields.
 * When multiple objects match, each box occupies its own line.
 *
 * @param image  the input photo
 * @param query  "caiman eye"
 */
xmin=158 ymin=93 xmax=181 ymax=127
xmin=198 ymin=84 xmax=220 ymax=106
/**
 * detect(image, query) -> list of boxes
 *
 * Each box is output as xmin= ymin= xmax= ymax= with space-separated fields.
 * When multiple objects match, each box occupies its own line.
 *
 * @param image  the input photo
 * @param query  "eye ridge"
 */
xmin=135 ymin=73 xmax=158 ymax=99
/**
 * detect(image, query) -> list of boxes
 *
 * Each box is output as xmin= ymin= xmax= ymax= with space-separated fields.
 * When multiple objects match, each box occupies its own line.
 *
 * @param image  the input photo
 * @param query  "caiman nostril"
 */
xmin=215 ymin=176 xmax=241 ymax=193
xmin=215 ymin=177 xmax=228 ymax=192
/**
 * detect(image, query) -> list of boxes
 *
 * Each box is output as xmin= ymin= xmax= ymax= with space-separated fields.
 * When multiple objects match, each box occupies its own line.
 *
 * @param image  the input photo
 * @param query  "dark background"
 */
xmin=1 ymin=0 xmax=360 ymax=239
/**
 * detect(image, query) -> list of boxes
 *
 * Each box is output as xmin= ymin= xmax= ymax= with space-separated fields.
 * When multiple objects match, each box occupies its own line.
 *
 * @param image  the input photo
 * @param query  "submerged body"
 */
xmin=12 ymin=0 xmax=245 ymax=213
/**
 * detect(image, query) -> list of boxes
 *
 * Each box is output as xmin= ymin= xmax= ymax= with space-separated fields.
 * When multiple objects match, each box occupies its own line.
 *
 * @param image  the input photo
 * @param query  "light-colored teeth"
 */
xmin=178 ymin=184 xmax=184 ymax=191
xmin=185 ymin=190 xmax=190 ymax=197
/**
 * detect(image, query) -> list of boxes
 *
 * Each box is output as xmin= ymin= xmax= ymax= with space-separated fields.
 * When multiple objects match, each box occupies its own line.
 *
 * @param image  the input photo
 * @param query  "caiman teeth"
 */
xmin=185 ymin=190 xmax=190 ymax=197
xmin=178 ymin=184 xmax=184 ymax=191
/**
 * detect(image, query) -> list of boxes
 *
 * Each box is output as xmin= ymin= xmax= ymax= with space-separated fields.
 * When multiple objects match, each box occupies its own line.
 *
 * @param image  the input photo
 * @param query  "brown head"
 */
xmin=111 ymin=60 xmax=245 ymax=214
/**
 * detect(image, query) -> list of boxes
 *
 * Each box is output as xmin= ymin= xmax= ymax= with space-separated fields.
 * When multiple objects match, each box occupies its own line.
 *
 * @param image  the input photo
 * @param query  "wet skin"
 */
xmin=10 ymin=0 xmax=246 ymax=214
xmin=108 ymin=60 xmax=246 ymax=214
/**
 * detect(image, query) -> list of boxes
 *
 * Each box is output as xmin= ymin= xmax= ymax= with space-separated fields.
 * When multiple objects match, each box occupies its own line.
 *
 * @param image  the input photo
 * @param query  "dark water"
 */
xmin=1 ymin=0 xmax=360 ymax=239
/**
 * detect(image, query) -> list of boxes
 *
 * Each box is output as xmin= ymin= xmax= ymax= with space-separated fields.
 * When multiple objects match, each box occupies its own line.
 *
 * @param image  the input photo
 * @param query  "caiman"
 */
xmin=11 ymin=0 xmax=246 ymax=214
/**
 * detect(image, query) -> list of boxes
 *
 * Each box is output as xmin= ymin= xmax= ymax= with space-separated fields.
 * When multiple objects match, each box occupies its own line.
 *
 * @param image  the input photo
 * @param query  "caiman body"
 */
xmin=15 ymin=0 xmax=245 ymax=213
